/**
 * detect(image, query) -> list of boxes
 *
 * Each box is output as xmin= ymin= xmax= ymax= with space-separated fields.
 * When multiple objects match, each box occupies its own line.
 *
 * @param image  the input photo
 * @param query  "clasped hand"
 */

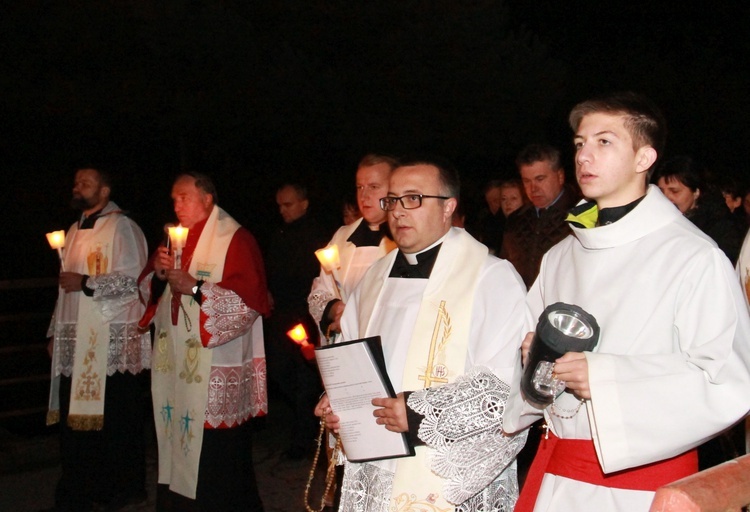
xmin=521 ymin=331 xmax=591 ymax=400
xmin=154 ymin=246 xmax=197 ymax=294
xmin=314 ymin=392 xmax=409 ymax=433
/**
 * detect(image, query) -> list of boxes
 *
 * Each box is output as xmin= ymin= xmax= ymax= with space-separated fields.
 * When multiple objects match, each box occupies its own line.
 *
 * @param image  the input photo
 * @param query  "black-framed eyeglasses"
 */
xmin=379 ymin=194 xmax=451 ymax=211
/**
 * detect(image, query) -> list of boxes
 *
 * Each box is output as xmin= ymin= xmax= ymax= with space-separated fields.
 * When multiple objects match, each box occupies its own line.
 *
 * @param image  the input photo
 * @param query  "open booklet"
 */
xmin=315 ymin=336 xmax=415 ymax=462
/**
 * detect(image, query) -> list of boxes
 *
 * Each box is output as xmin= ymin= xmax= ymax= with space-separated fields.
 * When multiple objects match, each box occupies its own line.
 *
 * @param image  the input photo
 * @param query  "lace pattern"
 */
xmin=308 ymin=288 xmax=335 ymax=323
xmin=407 ymin=368 xmax=526 ymax=505
xmin=54 ymin=323 xmax=77 ymax=377
xmin=455 ymin=471 xmax=519 ymax=512
xmin=89 ymin=272 xmax=140 ymax=322
xmin=55 ymin=322 xmax=150 ymax=376
xmin=201 ymin=282 xmax=259 ymax=348
xmin=107 ymin=323 xmax=151 ymax=375
xmin=339 ymin=462 xmax=394 ymax=512
xmin=205 ymin=358 xmax=267 ymax=427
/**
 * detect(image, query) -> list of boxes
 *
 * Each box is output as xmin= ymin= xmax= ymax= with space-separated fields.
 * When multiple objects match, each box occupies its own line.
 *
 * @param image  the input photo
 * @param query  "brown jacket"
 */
xmin=500 ymin=185 xmax=580 ymax=288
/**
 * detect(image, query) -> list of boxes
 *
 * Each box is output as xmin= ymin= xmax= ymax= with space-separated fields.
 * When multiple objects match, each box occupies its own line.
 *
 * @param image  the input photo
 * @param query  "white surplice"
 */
xmin=505 ymin=185 xmax=750 ymax=511
xmin=338 ymin=228 xmax=529 ymax=512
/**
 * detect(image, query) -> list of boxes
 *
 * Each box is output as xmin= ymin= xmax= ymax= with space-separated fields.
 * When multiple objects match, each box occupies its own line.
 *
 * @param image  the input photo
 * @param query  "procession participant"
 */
xmin=139 ymin=172 xmax=269 ymax=511
xmin=504 ymin=92 xmax=750 ymax=512
xmin=265 ymin=182 xmax=329 ymax=459
xmin=316 ymin=157 xmax=528 ymax=511
xmin=500 ymin=143 xmax=579 ymax=288
xmin=47 ymin=166 xmax=150 ymax=511
xmin=308 ymin=154 xmax=398 ymax=341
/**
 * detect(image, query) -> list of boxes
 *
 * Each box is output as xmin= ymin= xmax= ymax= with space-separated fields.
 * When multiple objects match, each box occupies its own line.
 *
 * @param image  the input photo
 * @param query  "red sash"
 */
xmin=515 ymin=432 xmax=698 ymax=512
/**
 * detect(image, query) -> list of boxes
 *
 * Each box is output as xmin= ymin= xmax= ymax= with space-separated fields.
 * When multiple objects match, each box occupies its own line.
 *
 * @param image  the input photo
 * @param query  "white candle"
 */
xmin=315 ymin=245 xmax=341 ymax=272
xmin=167 ymin=225 xmax=189 ymax=269
xmin=46 ymin=230 xmax=66 ymax=271
xmin=315 ymin=245 xmax=346 ymax=302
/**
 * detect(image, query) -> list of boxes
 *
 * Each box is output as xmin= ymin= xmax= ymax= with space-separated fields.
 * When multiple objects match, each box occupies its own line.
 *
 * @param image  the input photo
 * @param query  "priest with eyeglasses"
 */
xmin=314 ymin=155 xmax=528 ymax=512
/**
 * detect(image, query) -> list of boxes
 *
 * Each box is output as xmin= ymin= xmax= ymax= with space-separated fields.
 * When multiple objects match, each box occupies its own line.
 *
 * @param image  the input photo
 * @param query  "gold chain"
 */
xmin=304 ymin=420 xmax=341 ymax=512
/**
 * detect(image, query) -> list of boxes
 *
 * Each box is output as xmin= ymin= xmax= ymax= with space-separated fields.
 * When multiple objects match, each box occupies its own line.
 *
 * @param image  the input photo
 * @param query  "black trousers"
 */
xmin=55 ymin=371 xmax=148 ymax=510
xmin=156 ymin=421 xmax=264 ymax=512
xmin=264 ymin=309 xmax=322 ymax=453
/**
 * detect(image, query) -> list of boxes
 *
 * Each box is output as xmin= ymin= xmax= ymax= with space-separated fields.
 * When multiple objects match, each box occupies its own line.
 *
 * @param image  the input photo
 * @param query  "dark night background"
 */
xmin=2 ymin=1 xmax=749 ymax=280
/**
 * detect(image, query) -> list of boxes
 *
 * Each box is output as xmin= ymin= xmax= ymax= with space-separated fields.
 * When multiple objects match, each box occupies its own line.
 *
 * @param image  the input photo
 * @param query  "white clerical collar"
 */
xmin=403 ymin=232 xmax=449 ymax=264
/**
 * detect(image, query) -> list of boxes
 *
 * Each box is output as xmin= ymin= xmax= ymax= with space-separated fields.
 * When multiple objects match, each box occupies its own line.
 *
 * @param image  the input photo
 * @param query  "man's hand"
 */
xmin=59 ymin=272 xmax=84 ymax=293
xmin=554 ymin=352 xmax=591 ymax=400
xmin=372 ymin=393 xmax=408 ymax=433
xmin=314 ymin=394 xmax=341 ymax=434
xmin=520 ymin=331 xmax=534 ymax=368
xmin=154 ymin=247 xmax=175 ymax=281
xmin=166 ymin=270 xmax=197 ymax=295
xmin=328 ymin=301 xmax=346 ymax=333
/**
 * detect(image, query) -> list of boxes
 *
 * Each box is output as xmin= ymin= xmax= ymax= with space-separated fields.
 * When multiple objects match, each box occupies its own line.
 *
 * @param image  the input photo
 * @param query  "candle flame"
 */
xmin=168 ymin=225 xmax=189 ymax=250
xmin=315 ymin=245 xmax=341 ymax=271
xmin=46 ymin=230 xmax=66 ymax=249
xmin=286 ymin=323 xmax=308 ymax=344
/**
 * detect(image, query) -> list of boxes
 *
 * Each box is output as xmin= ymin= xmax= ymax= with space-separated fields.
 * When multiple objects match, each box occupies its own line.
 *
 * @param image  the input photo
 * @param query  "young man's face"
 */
xmin=573 ymin=112 xmax=656 ymax=209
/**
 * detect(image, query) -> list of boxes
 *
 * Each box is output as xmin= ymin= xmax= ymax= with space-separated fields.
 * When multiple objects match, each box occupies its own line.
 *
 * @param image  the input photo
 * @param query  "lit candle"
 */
xmin=287 ymin=323 xmax=315 ymax=360
xmin=315 ymin=245 xmax=340 ymax=272
xmin=287 ymin=323 xmax=308 ymax=344
xmin=315 ymin=245 xmax=346 ymax=302
xmin=45 ymin=230 xmax=66 ymax=271
xmin=167 ymin=225 xmax=189 ymax=269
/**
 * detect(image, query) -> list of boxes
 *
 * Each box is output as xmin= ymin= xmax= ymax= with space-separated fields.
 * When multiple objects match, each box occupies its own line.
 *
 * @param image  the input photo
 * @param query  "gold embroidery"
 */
xmin=155 ymin=329 xmax=173 ymax=373
xmin=74 ymin=328 xmax=102 ymax=401
xmin=86 ymin=242 xmax=109 ymax=275
xmin=391 ymin=492 xmax=451 ymax=512
xmin=179 ymin=336 xmax=203 ymax=384
xmin=418 ymin=301 xmax=451 ymax=388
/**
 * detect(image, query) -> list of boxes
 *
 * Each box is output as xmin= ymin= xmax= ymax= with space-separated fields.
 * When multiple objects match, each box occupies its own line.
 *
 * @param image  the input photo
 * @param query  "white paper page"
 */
xmin=316 ymin=340 xmax=411 ymax=462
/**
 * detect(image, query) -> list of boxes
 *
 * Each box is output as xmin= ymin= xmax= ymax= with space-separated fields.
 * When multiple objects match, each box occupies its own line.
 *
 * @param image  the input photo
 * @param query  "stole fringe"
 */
xmin=67 ymin=414 xmax=104 ymax=431
xmin=46 ymin=410 xmax=60 ymax=426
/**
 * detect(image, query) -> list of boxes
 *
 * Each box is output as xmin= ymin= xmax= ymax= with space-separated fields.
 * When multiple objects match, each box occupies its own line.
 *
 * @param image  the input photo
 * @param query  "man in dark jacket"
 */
xmin=499 ymin=144 xmax=580 ymax=490
xmin=265 ymin=182 xmax=330 ymax=459
xmin=501 ymin=144 xmax=580 ymax=289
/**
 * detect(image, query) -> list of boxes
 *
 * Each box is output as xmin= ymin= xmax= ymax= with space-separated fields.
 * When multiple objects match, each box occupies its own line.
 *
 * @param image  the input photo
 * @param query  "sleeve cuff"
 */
xmin=320 ymin=298 xmax=341 ymax=334
xmin=404 ymin=391 xmax=426 ymax=447
xmin=81 ymin=275 xmax=94 ymax=297
xmin=150 ymin=275 xmax=167 ymax=303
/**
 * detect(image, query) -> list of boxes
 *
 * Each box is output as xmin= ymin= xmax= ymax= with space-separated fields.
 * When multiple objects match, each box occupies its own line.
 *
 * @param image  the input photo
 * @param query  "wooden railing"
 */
xmin=650 ymin=454 xmax=750 ymax=511
xmin=0 ymin=278 xmax=58 ymax=433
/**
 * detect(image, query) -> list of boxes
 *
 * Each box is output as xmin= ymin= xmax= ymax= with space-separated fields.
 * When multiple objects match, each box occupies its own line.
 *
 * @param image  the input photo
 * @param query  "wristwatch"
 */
xmin=191 ymin=280 xmax=204 ymax=301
